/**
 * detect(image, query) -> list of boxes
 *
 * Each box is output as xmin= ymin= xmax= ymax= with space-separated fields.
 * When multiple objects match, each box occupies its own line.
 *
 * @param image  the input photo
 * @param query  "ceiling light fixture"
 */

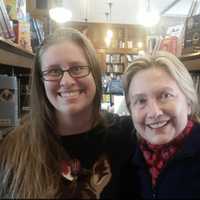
xmin=138 ymin=0 xmax=160 ymax=27
xmin=105 ymin=1 xmax=113 ymax=47
xmin=49 ymin=0 xmax=72 ymax=23
xmin=137 ymin=42 xmax=143 ymax=48
xmin=82 ymin=0 xmax=89 ymax=22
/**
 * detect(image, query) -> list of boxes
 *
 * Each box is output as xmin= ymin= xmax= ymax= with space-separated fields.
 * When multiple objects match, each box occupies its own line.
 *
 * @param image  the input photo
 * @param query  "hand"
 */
xmin=90 ymin=156 xmax=112 ymax=198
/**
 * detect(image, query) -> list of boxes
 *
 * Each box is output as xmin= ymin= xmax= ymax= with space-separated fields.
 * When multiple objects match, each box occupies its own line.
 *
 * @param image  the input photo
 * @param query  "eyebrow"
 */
xmin=43 ymin=62 xmax=89 ymax=69
xmin=130 ymin=87 xmax=175 ymax=98
xmin=130 ymin=93 xmax=146 ymax=100
xmin=155 ymin=87 xmax=175 ymax=94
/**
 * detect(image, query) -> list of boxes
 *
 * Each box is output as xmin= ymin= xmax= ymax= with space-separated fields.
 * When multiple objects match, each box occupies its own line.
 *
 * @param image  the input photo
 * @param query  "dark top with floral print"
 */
xmin=60 ymin=111 xmax=136 ymax=199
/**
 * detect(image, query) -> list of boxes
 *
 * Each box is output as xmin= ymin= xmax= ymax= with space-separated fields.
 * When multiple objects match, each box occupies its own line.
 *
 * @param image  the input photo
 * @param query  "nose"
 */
xmin=60 ymin=71 xmax=76 ymax=86
xmin=146 ymin=99 xmax=163 ymax=119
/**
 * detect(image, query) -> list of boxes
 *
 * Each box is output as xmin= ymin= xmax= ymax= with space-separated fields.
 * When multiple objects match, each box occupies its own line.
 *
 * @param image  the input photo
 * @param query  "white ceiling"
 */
xmin=61 ymin=0 xmax=193 ymax=24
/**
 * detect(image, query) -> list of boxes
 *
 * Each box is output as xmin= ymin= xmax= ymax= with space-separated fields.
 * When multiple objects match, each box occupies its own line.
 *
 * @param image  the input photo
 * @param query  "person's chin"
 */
xmin=57 ymin=105 xmax=79 ymax=114
xmin=151 ymin=137 xmax=167 ymax=145
xmin=150 ymin=133 xmax=174 ymax=145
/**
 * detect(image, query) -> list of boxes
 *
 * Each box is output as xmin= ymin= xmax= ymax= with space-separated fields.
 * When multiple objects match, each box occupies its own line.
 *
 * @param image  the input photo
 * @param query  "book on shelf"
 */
xmin=0 ymin=0 xmax=15 ymax=39
xmin=4 ymin=0 xmax=17 ymax=20
xmin=30 ymin=17 xmax=44 ymax=52
xmin=0 ymin=20 xmax=4 ymax=37
xmin=17 ymin=74 xmax=31 ymax=116
xmin=16 ymin=0 xmax=26 ymax=21
xmin=191 ymin=72 xmax=200 ymax=108
xmin=4 ymin=0 xmax=27 ymax=21
xmin=0 ymin=1 xmax=10 ymax=38
xmin=13 ymin=19 xmax=32 ymax=51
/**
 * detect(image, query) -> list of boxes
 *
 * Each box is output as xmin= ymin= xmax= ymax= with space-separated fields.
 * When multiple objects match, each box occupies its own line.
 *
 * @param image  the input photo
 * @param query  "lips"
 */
xmin=146 ymin=120 xmax=170 ymax=129
xmin=58 ymin=90 xmax=83 ymax=98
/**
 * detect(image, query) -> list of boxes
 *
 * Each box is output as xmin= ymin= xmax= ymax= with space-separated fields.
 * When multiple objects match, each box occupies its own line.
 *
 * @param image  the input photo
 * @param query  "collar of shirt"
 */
xmin=139 ymin=120 xmax=194 ymax=186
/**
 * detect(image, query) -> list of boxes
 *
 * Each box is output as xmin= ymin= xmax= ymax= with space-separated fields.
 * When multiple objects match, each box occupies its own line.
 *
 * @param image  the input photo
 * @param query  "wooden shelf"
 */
xmin=96 ymin=48 xmax=138 ymax=54
xmin=106 ymin=62 xmax=124 ymax=64
xmin=180 ymin=52 xmax=200 ymax=71
xmin=0 ymin=37 xmax=34 ymax=69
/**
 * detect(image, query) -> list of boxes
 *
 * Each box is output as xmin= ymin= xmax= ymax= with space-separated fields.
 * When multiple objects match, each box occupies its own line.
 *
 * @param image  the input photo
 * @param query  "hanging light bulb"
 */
xmin=138 ymin=0 xmax=160 ymax=27
xmin=105 ymin=2 xmax=113 ymax=47
xmin=139 ymin=10 xmax=160 ymax=27
xmin=49 ymin=7 xmax=72 ymax=23
xmin=49 ymin=0 xmax=72 ymax=23
xmin=137 ymin=42 xmax=143 ymax=49
xmin=105 ymin=29 xmax=113 ymax=47
xmin=105 ymin=36 xmax=112 ymax=47
xmin=107 ymin=29 xmax=113 ymax=39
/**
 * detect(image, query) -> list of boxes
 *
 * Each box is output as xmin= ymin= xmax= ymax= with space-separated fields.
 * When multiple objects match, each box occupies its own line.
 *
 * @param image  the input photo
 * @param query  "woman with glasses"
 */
xmin=0 ymin=28 xmax=135 ymax=199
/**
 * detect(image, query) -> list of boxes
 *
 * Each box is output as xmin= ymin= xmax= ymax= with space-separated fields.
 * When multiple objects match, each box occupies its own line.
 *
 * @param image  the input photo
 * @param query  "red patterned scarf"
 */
xmin=139 ymin=120 xmax=194 ymax=187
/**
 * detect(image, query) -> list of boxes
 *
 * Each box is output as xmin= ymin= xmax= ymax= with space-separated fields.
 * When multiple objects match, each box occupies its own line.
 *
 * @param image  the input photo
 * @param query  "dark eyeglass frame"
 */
xmin=41 ymin=66 xmax=91 ymax=81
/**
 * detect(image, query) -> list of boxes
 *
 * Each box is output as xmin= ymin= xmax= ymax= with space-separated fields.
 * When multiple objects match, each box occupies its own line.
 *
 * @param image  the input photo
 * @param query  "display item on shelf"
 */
xmin=0 ymin=75 xmax=19 ymax=128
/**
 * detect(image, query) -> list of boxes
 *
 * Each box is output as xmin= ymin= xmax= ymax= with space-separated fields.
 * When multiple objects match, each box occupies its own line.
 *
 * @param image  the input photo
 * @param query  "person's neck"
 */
xmin=56 ymin=110 xmax=94 ymax=136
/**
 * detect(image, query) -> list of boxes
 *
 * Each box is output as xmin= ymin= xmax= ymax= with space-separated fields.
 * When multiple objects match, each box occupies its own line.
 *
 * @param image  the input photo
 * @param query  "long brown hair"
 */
xmin=0 ymin=28 xmax=103 ymax=198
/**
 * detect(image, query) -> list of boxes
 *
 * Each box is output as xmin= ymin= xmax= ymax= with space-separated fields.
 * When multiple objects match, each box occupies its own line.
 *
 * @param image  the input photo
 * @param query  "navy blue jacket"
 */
xmin=129 ymin=122 xmax=200 ymax=199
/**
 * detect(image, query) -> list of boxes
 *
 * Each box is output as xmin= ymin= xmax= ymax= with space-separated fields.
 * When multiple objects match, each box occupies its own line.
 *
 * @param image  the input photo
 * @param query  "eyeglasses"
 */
xmin=41 ymin=65 xmax=91 ymax=81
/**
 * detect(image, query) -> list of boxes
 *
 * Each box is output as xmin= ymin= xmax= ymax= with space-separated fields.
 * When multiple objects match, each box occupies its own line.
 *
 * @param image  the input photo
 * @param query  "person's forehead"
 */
xmin=129 ymin=67 xmax=178 ymax=94
xmin=41 ymin=41 xmax=86 ymax=67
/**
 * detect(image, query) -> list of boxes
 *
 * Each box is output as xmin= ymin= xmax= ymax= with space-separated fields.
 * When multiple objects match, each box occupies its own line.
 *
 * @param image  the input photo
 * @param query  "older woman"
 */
xmin=123 ymin=51 xmax=200 ymax=198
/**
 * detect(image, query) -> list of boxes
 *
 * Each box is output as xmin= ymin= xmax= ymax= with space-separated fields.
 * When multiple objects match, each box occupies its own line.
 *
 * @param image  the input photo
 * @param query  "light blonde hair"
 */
xmin=0 ymin=28 xmax=103 ymax=198
xmin=123 ymin=51 xmax=199 ymax=122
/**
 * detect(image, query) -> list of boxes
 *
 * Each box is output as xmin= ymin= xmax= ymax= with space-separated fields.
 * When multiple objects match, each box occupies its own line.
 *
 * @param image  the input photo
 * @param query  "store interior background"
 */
xmin=0 ymin=0 xmax=200 ymax=134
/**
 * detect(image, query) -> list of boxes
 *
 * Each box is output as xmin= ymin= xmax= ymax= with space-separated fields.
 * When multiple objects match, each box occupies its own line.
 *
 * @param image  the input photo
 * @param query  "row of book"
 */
xmin=13 ymin=16 xmax=45 ymax=52
xmin=0 ymin=0 xmax=44 ymax=52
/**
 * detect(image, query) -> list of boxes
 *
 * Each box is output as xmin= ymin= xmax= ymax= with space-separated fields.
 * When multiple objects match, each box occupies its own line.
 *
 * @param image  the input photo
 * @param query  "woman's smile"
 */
xmin=146 ymin=119 xmax=170 ymax=129
xmin=58 ymin=89 xmax=83 ymax=99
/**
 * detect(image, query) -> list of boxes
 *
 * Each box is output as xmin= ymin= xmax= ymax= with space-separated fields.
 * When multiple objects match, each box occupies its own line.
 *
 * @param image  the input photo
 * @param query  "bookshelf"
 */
xmin=0 ymin=0 xmax=45 ymax=129
xmin=180 ymin=52 xmax=200 ymax=71
xmin=96 ymin=48 xmax=138 ymax=54
xmin=96 ymin=48 xmax=138 ymax=73
xmin=180 ymin=53 xmax=200 ymax=112
xmin=0 ymin=37 xmax=34 ymax=124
